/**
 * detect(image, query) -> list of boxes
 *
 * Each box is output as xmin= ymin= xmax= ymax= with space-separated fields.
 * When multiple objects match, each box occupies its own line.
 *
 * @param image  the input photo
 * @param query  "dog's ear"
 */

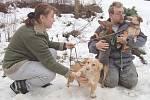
xmin=138 ymin=16 xmax=143 ymax=22
xmin=98 ymin=20 xmax=102 ymax=24
xmin=98 ymin=20 xmax=106 ymax=28
xmin=95 ymin=59 xmax=103 ymax=71
xmin=123 ymin=31 xmax=128 ymax=36
xmin=99 ymin=62 xmax=104 ymax=72
xmin=126 ymin=16 xmax=132 ymax=21
xmin=83 ymin=58 xmax=89 ymax=64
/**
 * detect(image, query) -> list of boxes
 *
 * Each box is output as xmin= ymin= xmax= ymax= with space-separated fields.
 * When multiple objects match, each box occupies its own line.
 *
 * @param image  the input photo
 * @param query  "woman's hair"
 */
xmin=24 ymin=3 xmax=57 ymax=27
xmin=108 ymin=1 xmax=123 ymax=14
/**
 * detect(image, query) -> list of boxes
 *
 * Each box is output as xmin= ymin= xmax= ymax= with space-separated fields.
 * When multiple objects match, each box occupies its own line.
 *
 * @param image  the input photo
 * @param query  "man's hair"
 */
xmin=108 ymin=1 xmax=123 ymax=14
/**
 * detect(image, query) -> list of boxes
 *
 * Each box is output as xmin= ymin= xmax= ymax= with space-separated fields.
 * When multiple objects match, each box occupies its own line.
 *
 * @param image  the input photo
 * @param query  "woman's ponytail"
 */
xmin=24 ymin=12 xmax=35 ymax=27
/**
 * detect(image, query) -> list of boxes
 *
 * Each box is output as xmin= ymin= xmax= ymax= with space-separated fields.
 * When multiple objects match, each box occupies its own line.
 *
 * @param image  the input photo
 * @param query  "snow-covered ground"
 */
xmin=0 ymin=0 xmax=150 ymax=100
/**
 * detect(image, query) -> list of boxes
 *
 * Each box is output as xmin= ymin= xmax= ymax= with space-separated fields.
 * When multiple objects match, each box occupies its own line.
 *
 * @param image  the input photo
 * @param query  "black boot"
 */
xmin=140 ymin=56 xmax=148 ymax=64
xmin=10 ymin=80 xmax=29 ymax=94
xmin=41 ymin=83 xmax=52 ymax=88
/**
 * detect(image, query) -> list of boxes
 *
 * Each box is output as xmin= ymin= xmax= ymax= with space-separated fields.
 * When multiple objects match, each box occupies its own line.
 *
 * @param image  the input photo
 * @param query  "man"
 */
xmin=88 ymin=1 xmax=147 ymax=89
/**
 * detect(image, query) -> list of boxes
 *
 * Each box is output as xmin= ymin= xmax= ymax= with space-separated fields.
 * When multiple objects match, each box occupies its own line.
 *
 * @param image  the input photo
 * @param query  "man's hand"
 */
xmin=96 ymin=40 xmax=109 ymax=51
xmin=65 ymin=43 xmax=75 ymax=49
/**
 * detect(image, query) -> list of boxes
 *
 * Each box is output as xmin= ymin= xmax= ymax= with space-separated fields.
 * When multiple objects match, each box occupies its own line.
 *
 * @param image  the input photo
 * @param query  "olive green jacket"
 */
xmin=2 ymin=25 xmax=69 ymax=76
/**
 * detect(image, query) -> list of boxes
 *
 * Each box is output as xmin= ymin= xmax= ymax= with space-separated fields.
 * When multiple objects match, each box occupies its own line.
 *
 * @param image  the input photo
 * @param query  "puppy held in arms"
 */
xmin=120 ymin=15 xmax=143 ymax=51
xmin=126 ymin=15 xmax=143 ymax=41
xmin=67 ymin=58 xmax=104 ymax=98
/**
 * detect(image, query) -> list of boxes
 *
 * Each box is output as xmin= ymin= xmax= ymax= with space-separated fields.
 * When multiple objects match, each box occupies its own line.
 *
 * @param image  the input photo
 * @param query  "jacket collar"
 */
xmin=107 ymin=18 xmax=129 ymax=35
xmin=34 ymin=23 xmax=47 ymax=35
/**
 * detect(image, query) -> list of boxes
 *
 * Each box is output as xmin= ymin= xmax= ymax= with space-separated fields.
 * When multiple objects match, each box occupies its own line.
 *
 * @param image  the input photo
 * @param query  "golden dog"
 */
xmin=67 ymin=58 xmax=104 ymax=98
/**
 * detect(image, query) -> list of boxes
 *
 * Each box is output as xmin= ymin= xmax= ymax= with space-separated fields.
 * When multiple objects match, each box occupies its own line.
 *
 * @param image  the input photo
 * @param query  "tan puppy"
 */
xmin=121 ymin=15 xmax=143 ymax=51
xmin=67 ymin=58 xmax=103 ymax=98
xmin=126 ymin=15 xmax=143 ymax=41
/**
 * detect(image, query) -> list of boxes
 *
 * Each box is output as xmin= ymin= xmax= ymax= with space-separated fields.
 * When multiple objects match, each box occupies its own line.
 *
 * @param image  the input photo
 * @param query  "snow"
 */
xmin=0 ymin=0 xmax=150 ymax=100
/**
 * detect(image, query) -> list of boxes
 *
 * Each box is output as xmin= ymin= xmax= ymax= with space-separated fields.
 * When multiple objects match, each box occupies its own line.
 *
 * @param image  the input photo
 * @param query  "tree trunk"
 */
xmin=74 ymin=0 xmax=80 ymax=18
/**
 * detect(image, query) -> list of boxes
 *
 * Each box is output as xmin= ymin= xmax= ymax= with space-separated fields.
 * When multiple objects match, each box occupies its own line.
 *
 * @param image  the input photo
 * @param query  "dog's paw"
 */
xmin=90 ymin=93 xmax=96 ymax=98
xmin=101 ymin=84 xmax=105 ymax=88
xmin=66 ymin=84 xmax=69 ymax=87
xmin=76 ymin=72 xmax=81 ymax=77
xmin=101 ymin=81 xmax=105 ymax=88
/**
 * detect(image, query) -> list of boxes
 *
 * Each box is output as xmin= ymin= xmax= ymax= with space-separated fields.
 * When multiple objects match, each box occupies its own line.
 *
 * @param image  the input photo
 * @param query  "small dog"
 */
xmin=128 ymin=15 xmax=143 ymax=38
xmin=122 ymin=16 xmax=143 ymax=51
xmin=94 ymin=20 xmax=112 ymax=87
xmin=117 ymin=15 xmax=147 ymax=64
xmin=126 ymin=15 xmax=143 ymax=33
xmin=67 ymin=58 xmax=104 ymax=98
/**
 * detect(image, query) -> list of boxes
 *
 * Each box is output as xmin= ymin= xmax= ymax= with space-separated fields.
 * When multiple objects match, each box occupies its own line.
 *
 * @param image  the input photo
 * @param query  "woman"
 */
xmin=2 ymin=3 xmax=76 ymax=94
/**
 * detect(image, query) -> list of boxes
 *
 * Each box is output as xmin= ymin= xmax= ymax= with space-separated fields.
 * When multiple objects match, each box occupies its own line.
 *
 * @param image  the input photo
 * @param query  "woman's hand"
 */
xmin=96 ymin=40 xmax=109 ymax=51
xmin=65 ymin=43 xmax=75 ymax=49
